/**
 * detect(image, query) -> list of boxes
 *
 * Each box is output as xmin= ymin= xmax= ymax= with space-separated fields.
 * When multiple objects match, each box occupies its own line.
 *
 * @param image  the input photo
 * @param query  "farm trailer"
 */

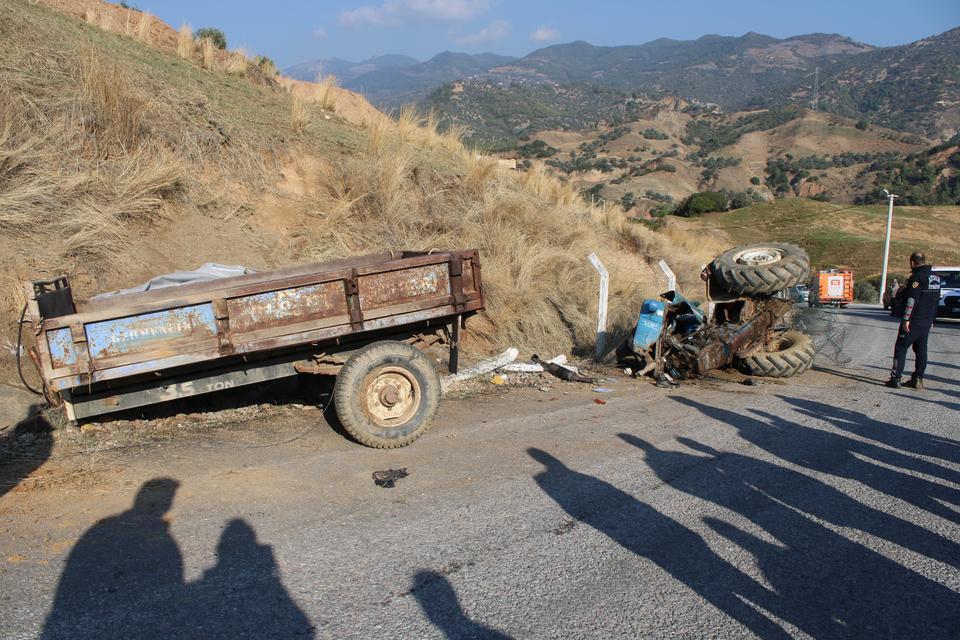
xmin=22 ymin=250 xmax=484 ymax=448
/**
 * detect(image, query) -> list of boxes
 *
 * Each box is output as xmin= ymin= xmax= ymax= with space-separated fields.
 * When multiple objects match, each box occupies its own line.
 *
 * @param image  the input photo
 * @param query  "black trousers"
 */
xmin=891 ymin=324 xmax=931 ymax=380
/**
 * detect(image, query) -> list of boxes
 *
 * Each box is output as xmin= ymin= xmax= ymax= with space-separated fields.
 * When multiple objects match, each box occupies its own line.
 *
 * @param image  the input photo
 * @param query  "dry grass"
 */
xmin=137 ymin=12 xmax=152 ymax=45
xmin=176 ymin=24 xmax=193 ymax=61
xmin=0 ymin=55 xmax=183 ymax=265
xmin=291 ymin=94 xmax=309 ymax=134
xmin=78 ymin=52 xmax=146 ymax=152
xmin=364 ymin=115 xmax=390 ymax=155
xmin=201 ymin=37 xmax=216 ymax=70
xmin=313 ymin=74 xmax=338 ymax=111
xmin=305 ymin=113 xmax=720 ymax=356
xmin=227 ymin=49 xmax=249 ymax=76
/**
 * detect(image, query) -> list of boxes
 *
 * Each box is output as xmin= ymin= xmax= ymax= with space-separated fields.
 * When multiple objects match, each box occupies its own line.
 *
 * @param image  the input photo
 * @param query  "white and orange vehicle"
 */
xmin=810 ymin=269 xmax=854 ymax=307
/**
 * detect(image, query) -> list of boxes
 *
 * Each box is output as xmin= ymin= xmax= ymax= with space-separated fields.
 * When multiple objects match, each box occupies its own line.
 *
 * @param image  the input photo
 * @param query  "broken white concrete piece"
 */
xmin=501 ymin=355 xmax=570 ymax=373
xmin=500 ymin=363 xmax=544 ymax=373
xmin=441 ymin=347 xmax=519 ymax=392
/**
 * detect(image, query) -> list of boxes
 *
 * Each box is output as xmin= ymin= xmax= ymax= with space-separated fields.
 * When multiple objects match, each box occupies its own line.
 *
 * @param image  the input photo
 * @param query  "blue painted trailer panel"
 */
xmin=86 ymin=304 xmax=218 ymax=360
xmin=47 ymin=327 xmax=78 ymax=369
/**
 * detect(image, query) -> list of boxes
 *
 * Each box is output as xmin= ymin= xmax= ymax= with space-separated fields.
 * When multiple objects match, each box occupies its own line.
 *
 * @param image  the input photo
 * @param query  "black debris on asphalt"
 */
xmin=372 ymin=468 xmax=410 ymax=488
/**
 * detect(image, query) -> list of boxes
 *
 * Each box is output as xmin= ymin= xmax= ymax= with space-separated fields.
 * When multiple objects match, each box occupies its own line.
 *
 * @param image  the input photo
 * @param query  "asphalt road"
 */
xmin=1 ymin=306 xmax=959 ymax=639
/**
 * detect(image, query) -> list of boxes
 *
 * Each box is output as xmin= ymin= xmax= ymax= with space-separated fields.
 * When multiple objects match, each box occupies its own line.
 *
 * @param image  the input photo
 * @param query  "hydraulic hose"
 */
xmin=16 ymin=303 xmax=43 ymax=396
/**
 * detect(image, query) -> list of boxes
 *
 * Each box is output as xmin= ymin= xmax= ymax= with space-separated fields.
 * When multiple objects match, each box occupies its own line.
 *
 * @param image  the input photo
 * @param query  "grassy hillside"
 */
xmin=0 ymin=0 xmax=724 ymax=385
xmin=676 ymin=199 xmax=960 ymax=277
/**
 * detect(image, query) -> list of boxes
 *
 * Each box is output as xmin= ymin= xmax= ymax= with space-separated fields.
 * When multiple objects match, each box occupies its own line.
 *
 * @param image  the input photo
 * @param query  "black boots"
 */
xmin=888 ymin=376 xmax=924 ymax=389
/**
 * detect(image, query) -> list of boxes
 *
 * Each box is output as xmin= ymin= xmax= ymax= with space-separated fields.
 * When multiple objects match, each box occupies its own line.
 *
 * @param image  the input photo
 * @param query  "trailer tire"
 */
xmin=737 ymin=330 xmax=815 ymax=378
xmin=334 ymin=341 xmax=441 ymax=448
xmin=712 ymin=243 xmax=810 ymax=296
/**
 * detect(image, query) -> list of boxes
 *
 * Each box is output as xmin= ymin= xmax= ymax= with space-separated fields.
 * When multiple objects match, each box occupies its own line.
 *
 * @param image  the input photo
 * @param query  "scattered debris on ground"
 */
xmin=372 ymin=468 xmax=410 ymax=488
xmin=441 ymin=348 xmax=519 ymax=391
xmin=531 ymin=355 xmax=596 ymax=383
xmin=442 ymin=350 xmax=604 ymax=394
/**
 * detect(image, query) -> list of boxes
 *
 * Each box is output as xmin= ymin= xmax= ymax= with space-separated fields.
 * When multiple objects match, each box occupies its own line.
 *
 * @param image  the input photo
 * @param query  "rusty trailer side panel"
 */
xmin=28 ymin=250 xmax=484 ymax=410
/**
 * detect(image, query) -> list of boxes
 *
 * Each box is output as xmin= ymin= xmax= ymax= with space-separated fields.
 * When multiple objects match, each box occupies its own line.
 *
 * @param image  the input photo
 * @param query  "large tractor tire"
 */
xmin=737 ymin=330 xmax=815 ymax=378
xmin=712 ymin=243 xmax=810 ymax=296
xmin=334 ymin=341 xmax=441 ymax=448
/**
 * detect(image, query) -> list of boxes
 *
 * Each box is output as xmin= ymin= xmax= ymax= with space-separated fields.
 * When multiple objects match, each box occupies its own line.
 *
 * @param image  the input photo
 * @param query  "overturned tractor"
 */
xmin=618 ymin=243 xmax=815 ymax=384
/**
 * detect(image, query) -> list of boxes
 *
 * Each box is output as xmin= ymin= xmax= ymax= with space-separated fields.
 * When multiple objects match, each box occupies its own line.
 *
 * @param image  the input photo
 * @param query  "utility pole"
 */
xmin=879 ymin=189 xmax=898 ymax=306
xmin=811 ymin=67 xmax=819 ymax=111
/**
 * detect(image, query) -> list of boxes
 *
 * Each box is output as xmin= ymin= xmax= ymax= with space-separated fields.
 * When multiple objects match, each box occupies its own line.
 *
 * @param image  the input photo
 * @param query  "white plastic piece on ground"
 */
xmin=500 ymin=354 xmax=569 ymax=373
xmin=441 ymin=348 xmax=519 ymax=392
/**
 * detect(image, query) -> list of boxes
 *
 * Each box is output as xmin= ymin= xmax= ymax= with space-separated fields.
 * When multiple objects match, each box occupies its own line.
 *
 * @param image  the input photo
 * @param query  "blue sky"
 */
xmin=140 ymin=1 xmax=959 ymax=69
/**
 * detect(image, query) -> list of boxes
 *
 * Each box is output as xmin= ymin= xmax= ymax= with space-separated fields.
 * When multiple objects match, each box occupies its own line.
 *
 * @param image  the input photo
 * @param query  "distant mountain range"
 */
xmin=284 ymin=52 xmax=518 ymax=106
xmin=284 ymin=54 xmax=420 ymax=85
xmin=285 ymin=27 xmax=960 ymax=140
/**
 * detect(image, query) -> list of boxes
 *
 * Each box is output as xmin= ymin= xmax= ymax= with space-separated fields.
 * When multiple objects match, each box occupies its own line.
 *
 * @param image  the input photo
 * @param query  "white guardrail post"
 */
xmin=588 ymin=253 xmax=609 ymax=360
xmin=657 ymin=259 xmax=676 ymax=292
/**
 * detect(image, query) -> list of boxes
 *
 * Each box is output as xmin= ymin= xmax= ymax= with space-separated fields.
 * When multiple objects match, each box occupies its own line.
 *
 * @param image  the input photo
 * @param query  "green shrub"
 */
xmin=518 ymin=139 xmax=558 ymax=158
xmin=750 ymin=176 xmax=761 ymax=185
xmin=675 ymin=191 xmax=728 ymax=217
xmin=195 ymin=27 xmax=227 ymax=50
xmin=254 ymin=55 xmax=277 ymax=75
xmin=729 ymin=191 xmax=753 ymax=210
xmin=854 ymin=280 xmax=878 ymax=303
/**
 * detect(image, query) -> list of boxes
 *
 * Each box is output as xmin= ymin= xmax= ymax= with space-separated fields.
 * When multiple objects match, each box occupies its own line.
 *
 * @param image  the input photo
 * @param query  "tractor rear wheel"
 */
xmin=737 ymin=330 xmax=815 ymax=378
xmin=712 ymin=243 xmax=810 ymax=296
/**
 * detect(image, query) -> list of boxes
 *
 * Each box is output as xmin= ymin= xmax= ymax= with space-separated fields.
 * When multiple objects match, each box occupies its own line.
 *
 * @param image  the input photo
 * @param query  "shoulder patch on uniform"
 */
xmin=912 ymin=281 xmax=919 ymax=288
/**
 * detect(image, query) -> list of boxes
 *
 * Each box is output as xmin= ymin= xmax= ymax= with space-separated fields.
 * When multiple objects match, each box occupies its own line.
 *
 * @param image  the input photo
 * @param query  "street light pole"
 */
xmin=879 ymin=189 xmax=898 ymax=306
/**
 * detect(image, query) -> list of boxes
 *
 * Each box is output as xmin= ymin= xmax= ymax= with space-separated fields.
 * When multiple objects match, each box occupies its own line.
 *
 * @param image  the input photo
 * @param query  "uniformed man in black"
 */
xmin=886 ymin=252 xmax=941 ymax=389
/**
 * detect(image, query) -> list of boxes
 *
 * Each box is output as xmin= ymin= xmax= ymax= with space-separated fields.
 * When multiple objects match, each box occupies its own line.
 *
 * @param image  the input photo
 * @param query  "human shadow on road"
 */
xmin=673 ymin=397 xmax=960 ymax=525
xmin=704 ymin=514 xmax=960 ymax=640
xmin=862 ymin=363 xmax=958 ymax=386
xmin=809 ymin=365 xmax=884 ymax=386
xmin=0 ymin=404 xmax=52 ymax=500
xmin=41 ymin=479 xmax=314 ymax=639
xmin=659 ymin=434 xmax=960 ymax=637
xmin=528 ymin=448 xmax=793 ymax=640
xmin=780 ymin=395 xmax=960 ymax=465
xmin=928 ymin=359 xmax=960 ymax=371
xmin=620 ymin=433 xmax=960 ymax=568
xmin=411 ymin=570 xmax=512 ymax=640
xmin=188 ymin=519 xmax=315 ymax=639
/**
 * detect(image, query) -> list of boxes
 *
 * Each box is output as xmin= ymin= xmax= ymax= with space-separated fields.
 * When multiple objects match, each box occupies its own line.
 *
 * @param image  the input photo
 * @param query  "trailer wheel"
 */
xmin=737 ymin=330 xmax=815 ymax=378
xmin=712 ymin=243 xmax=810 ymax=296
xmin=334 ymin=341 xmax=441 ymax=448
